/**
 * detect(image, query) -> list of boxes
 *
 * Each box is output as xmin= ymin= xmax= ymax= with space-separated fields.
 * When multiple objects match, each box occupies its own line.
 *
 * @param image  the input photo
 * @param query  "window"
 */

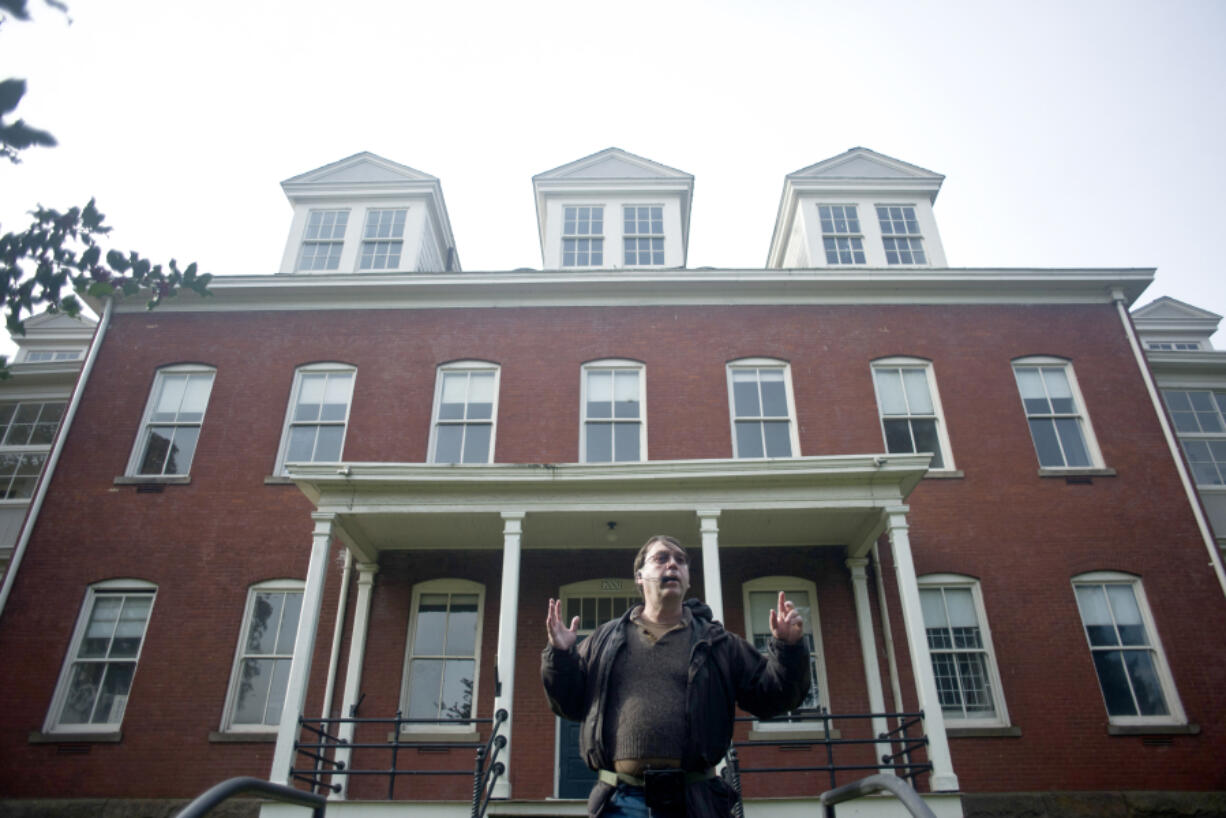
xmin=22 ymin=349 xmax=83 ymax=362
xmin=581 ymin=361 xmax=645 ymax=462
xmin=222 ymin=580 xmax=303 ymax=731
xmin=742 ymin=577 xmax=828 ymax=720
xmin=876 ymin=205 xmax=927 ymax=265
xmin=1162 ymin=390 xmax=1226 ymax=486
xmin=1146 ymin=341 xmax=1202 ymax=351
xmin=128 ymin=366 xmax=215 ymax=477
xmin=562 ymin=206 xmax=603 ymax=267
xmin=727 ymin=359 xmax=798 ymax=458
xmin=429 ymin=363 xmax=498 ymax=464
xmin=918 ymin=576 xmax=1009 ymax=726
xmin=275 ymin=364 xmax=356 ymax=474
xmin=0 ymin=400 xmax=65 ymax=499
xmin=871 ymin=359 xmax=954 ymax=470
xmin=401 ymin=579 xmax=484 ymax=727
xmin=359 ymin=208 xmax=407 ymax=271
xmin=1072 ymin=573 xmax=1184 ymax=725
xmin=819 ymin=205 xmax=866 ymax=264
xmin=1012 ymin=358 xmax=1101 ymax=469
xmin=623 ymin=206 xmax=664 ymax=266
xmin=298 ymin=209 xmax=349 ymax=271
xmin=45 ymin=580 xmax=156 ymax=733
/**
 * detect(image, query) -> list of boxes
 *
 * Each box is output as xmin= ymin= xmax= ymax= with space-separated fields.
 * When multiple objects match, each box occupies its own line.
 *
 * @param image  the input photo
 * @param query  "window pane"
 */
xmin=587 ymin=371 xmax=612 ymax=418
xmin=414 ymin=594 xmax=449 ymax=655
xmin=110 ymin=596 xmax=151 ymax=657
xmin=247 ymin=592 xmax=285 ymax=653
xmin=613 ymin=371 xmax=640 ymax=419
xmin=407 ymin=659 xmax=444 ymax=719
xmin=902 ymin=369 xmax=933 ymax=413
xmin=285 ymin=426 xmax=317 ymax=463
xmin=152 ymin=375 xmax=187 ymax=422
xmin=294 ymin=375 xmax=326 ymax=422
xmin=61 ymin=663 xmax=105 ymax=723
xmin=461 ymin=423 xmax=491 ymax=463
xmin=440 ymin=373 xmax=468 ymax=417
xmin=736 ymin=421 xmax=764 ymax=458
xmin=763 ymin=421 xmax=792 ymax=457
xmin=1014 ymin=368 xmax=1045 ymax=404
xmin=440 ymin=659 xmax=474 ymax=720
xmin=1106 ymin=585 xmax=1146 ymax=645
xmin=320 ymin=374 xmax=353 ymax=421
xmin=760 ymin=370 xmax=788 ymax=417
xmin=1054 ymin=418 xmax=1090 ymax=467
xmin=138 ymin=428 xmax=172 ymax=475
xmin=874 ymin=369 xmax=906 ymax=415
xmin=445 ymin=595 xmax=479 ymax=656
xmin=1092 ymin=650 xmax=1138 ymax=716
xmin=883 ymin=419 xmax=914 ymax=454
xmin=434 ymin=425 xmax=462 ymax=463
xmin=732 ymin=372 xmax=760 ymax=416
xmin=468 ymin=373 xmax=495 ymax=418
xmin=179 ymin=375 xmax=212 ymax=421
xmin=1123 ymin=650 xmax=1169 ymax=716
xmin=1028 ymin=418 xmax=1065 ymax=466
xmin=911 ymin=420 xmax=943 ymax=468
xmin=312 ymin=425 xmax=344 ymax=462
xmin=587 ymin=422 xmax=613 ymax=462
xmin=162 ymin=426 xmax=200 ymax=475
xmin=1042 ymin=368 xmax=1075 ymax=414
xmin=233 ymin=657 xmax=274 ymax=724
xmin=275 ymin=593 xmax=303 ymax=654
xmin=93 ymin=662 xmax=135 ymax=724
xmin=264 ymin=658 xmax=292 ymax=725
xmin=614 ymin=422 xmax=640 ymax=462
xmin=82 ymin=597 xmax=122 ymax=657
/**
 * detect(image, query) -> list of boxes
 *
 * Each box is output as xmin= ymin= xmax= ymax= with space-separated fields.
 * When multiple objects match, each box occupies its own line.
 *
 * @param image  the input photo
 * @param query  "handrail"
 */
xmin=176 ymin=776 xmax=326 ymax=818
xmin=820 ymin=774 xmax=937 ymax=818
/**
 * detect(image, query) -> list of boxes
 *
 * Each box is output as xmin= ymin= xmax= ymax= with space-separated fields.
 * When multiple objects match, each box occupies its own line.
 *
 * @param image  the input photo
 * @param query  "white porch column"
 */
xmin=846 ymin=557 xmax=890 ymax=768
xmin=885 ymin=508 xmax=959 ymax=792
xmin=492 ymin=512 xmax=524 ymax=798
xmin=332 ymin=561 xmax=379 ymax=799
xmin=697 ymin=510 xmax=724 ymax=622
xmin=272 ymin=512 xmax=337 ymax=784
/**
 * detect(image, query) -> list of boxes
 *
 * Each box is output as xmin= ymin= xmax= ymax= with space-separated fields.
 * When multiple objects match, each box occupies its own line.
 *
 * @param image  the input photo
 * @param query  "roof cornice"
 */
xmin=91 ymin=267 xmax=1155 ymax=316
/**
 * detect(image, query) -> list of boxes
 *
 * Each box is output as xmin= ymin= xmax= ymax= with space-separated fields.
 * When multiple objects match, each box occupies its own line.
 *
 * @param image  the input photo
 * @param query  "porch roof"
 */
xmin=286 ymin=454 xmax=930 ymax=562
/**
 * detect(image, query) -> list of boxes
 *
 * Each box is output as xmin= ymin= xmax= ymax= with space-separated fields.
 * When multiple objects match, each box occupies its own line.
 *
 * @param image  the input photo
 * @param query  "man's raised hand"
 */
xmin=546 ymin=598 xmax=580 ymax=651
xmin=768 ymin=591 xmax=804 ymax=645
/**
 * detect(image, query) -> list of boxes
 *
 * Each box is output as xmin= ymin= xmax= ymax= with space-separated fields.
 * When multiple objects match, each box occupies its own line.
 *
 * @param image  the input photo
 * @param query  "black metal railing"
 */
xmin=177 ymin=776 xmax=327 ymax=818
xmin=725 ymin=710 xmax=932 ymax=796
xmin=291 ymin=707 xmax=508 ymax=814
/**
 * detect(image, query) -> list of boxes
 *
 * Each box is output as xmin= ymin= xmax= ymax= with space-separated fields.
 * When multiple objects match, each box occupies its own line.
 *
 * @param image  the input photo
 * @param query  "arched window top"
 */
xmin=871 ymin=354 xmax=933 ymax=366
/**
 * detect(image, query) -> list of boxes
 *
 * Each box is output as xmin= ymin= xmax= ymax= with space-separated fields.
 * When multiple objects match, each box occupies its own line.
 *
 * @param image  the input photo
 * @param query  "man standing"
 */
xmin=542 ymin=535 xmax=811 ymax=817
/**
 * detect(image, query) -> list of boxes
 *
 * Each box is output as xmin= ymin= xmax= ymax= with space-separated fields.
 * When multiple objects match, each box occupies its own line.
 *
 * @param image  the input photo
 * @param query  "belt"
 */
xmin=598 ymin=768 xmax=717 ymax=788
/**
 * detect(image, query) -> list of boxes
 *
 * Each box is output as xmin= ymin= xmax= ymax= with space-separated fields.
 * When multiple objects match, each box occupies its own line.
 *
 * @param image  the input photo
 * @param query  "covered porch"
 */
xmin=270 ymin=454 xmax=961 ymax=812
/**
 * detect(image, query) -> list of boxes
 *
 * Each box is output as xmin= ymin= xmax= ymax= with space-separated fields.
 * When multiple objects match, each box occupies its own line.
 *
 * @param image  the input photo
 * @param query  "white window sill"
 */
xmin=209 ymin=730 xmax=277 ymax=743
xmin=923 ymin=469 xmax=964 ymax=479
xmin=1107 ymin=723 xmax=1199 ymax=736
xmin=29 ymin=729 xmax=122 ymax=743
xmin=263 ymin=475 xmax=296 ymax=485
xmin=114 ymin=475 xmax=191 ymax=486
xmin=1037 ymin=467 xmax=1117 ymax=479
xmin=946 ymin=725 xmax=1022 ymax=738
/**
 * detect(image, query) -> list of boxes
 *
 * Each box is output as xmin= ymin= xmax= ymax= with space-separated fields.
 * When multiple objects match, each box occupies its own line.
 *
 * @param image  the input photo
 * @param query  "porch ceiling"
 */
xmin=287 ymin=454 xmax=929 ymax=560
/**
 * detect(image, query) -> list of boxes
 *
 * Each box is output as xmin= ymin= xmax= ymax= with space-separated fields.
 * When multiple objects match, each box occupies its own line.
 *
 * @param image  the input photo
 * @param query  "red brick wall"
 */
xmin=0 ymin=301 xmax=1221 ymax=799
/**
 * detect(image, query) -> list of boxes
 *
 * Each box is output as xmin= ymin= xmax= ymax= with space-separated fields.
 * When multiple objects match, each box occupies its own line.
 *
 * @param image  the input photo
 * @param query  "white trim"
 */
xmin=273 ymin=363 xmax=357 ymax=476
xmin=726 ymin=358 xmax=801 ymax=459
xmin=125 ymin=364 xmax=217 ymax=477
xmin=916 ymin=573 xmax=1010 ymax=729
xmin=427 ymin=361 xmax=500 ymax=464
xmin=870 ymin=357 xmax=956 ymax=472
xmin=220 ymin=579 xmax=306 ymax=734
xmin=1011 ymin=356 xmax=1105 ymax=470
xmin=43 ymin=578 xmax=158 ymax=734
xmin=579 ymin=359 xmax=646 ymax=463
xmin=399 ymin=578 xmax=486 ymax=732
xmin=741 ymin=575 xmax=830 ymax=725
xmin=1071 ymin=572 xmax=1187 ymax=727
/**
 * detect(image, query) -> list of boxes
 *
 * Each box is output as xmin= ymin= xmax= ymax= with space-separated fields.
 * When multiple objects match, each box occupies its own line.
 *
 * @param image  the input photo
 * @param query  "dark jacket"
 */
xmin=541 ymin=598 xmax=811 ymax=817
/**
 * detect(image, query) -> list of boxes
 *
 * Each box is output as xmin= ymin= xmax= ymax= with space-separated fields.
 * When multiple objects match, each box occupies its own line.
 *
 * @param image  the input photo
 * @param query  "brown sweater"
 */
xmin=605 ymin=615 xmax=691 ymax=770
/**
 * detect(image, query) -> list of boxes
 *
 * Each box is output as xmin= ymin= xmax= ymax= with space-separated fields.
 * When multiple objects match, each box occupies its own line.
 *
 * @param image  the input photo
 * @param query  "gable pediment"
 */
xmin=1132 ymin=296 xmax=1222 ymax=324
xmin=788 ymin=147 xmax=944 ymax=183
xmin=282 ymin=152 xmax=438 ymax=190
xmin=534 ymin=147 xmax=692 ymax=183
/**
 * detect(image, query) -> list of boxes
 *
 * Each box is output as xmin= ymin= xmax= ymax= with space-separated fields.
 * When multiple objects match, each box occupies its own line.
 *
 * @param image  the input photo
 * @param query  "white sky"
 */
xmin=2 ymin=0 xmax=1224 ymax=352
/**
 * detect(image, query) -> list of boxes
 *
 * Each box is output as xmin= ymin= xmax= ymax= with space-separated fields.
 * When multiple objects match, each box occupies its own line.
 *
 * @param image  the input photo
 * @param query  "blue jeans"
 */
xmin=604 ymin=783 xmax=651 ymax=818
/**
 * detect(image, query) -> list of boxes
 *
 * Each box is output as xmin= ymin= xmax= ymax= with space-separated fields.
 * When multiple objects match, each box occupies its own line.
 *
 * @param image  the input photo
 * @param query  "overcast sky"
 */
xmin=2 ymin=0 xmax=1224 ymax=352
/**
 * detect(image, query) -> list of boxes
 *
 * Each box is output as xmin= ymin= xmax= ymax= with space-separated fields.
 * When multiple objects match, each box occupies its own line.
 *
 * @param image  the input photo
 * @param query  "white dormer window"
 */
xmin=359 ymin=208 xmax=407 ymax=271
xmin=562 ymin=206 xmax=604 ymax=267
xmin=877 ymin=205 xmax=927 ymax=265
xmin=1145 ymin=341 xmax=1203 ymax=351
xmin=819 ymin=205 xmax=866 ymax=265
xmin=623 ymin=206 xmax=664 ymax=266
xmin=299 ymin=210 xmax=350 ymax=271
xmin=22 ymin=349 xmax=84 ymax=363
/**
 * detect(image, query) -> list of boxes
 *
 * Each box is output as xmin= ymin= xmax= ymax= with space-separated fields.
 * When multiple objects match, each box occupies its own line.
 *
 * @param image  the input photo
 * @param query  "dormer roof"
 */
xmin=1132 ymin=296 xmax=1223 ymax=337
xmin=281 ymin=152 xmax=458 ymax=268
xmin=15 ymin=311 xmax=96 ymax=345
xmin=533 ymin=147 xmax=694 ymax=265
xmin=767 ymin=147 xmax=945 ymax=269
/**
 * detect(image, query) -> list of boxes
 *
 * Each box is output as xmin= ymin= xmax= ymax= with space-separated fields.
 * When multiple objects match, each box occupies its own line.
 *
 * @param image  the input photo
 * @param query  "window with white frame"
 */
xmin=623 ymin=206 xmax=664 ymax=266
xmin=581 ymin=361 xmax=645 ymax=462
xmin=430 ymin=363 xmax=498 ymax=464
xmin=562 ymin=206 xmax=603 ymax=267
xmin=918 ymin=576 xmax=1009 ymax=726
xmin=22 ymin=349 xmax=84 ymax=362
xmin=45 ymin=579 xmax=156 ymax=732
xmin=819 ymin=205 xmax=866 ymax=265
xmin=0 ymin=400 xmax=65 ymax=499
xmin=876 ymin=205 xmax=927 ymax=265
xmin=1012 ymin=358 xmax=1101 ymax=469
xmin=727 ymin=359 xmax=798 ymax=459
xmin=298 ymin=209 xmax=349 ymax=271
xmin=742 ymin=577 xmax=827 ymax=720
xmin=1146 ymin=341 xmax=1203 ymax=351
xmin=222 ymin=580 xmax=303 ymax=731
xmin=1072 ymin=573 xmax=1185 ymax=724
xmin=401 ymin=579 xmax=484 ymax=727
xmin=1162 ymin=389 xmax=1226 ymax=486
xmin=275 ymin=364 xmax=356 ymax=474
xmin=871 ymin=359 xmax=954 ymax=470
xmin=128 ymin=366 xmax=215 ymax=477
xmin=359 ymin=208 xmax=407 ymax=271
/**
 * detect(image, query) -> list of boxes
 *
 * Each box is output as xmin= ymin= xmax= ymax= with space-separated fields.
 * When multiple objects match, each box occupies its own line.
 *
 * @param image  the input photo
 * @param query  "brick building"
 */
xmin=0 ymin=148 xmax=1223 ymax=817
